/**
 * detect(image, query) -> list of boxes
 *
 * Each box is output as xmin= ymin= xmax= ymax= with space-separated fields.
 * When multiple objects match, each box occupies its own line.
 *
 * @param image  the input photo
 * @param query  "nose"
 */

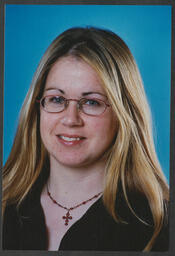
xmin=60 ymin=101 xmax=84 ymax=127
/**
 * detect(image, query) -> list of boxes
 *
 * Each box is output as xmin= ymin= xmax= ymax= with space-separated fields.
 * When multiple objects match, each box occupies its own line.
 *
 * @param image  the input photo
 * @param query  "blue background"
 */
xmin=3 ymin=5 xmax=171 ymax=181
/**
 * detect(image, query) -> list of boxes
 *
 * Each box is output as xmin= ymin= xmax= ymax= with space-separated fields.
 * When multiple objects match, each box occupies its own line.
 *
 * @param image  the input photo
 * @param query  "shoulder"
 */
xmin=3 ymin=170 xmax=48 ymax=250
xmin=3 ymin=204 xmax=21 ymax=249
xmin=106 ymin=191 xmax=169 ymax=251
xmin=115 ymin=190 xmax=154 ymax=224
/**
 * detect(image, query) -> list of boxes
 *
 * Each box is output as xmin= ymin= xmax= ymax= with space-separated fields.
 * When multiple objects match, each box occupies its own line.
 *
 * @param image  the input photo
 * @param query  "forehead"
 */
xmin=44 ymin=56 xmax=105 ymax=95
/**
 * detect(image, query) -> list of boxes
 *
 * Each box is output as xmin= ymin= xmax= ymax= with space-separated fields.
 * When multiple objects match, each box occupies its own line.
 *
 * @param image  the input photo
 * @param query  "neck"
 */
xmin=47 ymin=156 xmax=105 ymax=203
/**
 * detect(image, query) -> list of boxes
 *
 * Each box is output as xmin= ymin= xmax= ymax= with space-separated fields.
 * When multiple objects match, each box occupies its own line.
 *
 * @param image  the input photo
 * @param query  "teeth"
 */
xmin=60 ymin=136 xmax=81 ymax=141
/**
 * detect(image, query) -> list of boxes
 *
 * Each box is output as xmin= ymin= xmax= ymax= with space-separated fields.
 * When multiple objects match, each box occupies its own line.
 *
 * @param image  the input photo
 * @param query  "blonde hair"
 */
xmin=2 ymin=27 xmax=169 ymax=251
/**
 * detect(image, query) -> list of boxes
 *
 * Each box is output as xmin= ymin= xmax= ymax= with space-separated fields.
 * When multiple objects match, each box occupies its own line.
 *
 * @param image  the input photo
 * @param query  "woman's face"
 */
xmin=40 ymin=56 xmax=117 ymax=168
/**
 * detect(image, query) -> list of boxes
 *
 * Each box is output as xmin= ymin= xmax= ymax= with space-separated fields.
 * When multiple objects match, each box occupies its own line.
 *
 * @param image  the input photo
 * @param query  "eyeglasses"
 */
xmin=38 ymin=95 xmax=110 ymax=116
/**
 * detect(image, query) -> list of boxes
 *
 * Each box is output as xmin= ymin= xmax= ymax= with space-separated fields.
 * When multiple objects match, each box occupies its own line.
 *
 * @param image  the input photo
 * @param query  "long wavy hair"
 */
xmin=2 ymin=27 xmax=169 ymax=251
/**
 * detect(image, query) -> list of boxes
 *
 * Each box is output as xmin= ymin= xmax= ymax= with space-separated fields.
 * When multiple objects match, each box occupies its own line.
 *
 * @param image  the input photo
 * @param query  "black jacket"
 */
xmin=3 ymin=172 xmax=169 ymax=251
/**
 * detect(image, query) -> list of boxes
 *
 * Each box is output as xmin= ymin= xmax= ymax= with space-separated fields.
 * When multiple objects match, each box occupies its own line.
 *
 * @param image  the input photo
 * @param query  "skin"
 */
xmin=40 ymin=56 xmax=117 ymax=170
xmin=40 ymin=56 xmax=118 ymax=250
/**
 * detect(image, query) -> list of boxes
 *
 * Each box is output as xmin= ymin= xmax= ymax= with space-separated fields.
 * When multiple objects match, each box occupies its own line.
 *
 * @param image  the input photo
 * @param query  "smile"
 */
xmin=57 ymin=134 xmax=86 ymax=146
xmin=59 ymin=136 xmax=81 ymax=141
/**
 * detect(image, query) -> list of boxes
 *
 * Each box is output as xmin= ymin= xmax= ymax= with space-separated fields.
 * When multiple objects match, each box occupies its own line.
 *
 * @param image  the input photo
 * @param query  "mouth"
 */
xmin=57 ymin=134 xmax=86 ymax=145
xmin=59 ymin=135 xmax=83 ymax=141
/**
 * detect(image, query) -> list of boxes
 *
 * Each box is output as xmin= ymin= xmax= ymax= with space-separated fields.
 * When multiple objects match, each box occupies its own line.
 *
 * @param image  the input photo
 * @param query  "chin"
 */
xmin=52 ymin=154 xmax=92 ymax=168
xmin=52 ymin=153 xmax=100 ymax=168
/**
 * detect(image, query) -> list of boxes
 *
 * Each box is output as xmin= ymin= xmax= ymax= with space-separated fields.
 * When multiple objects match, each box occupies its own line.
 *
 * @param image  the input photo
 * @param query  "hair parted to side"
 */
xmin=3 ymin=27 xmax=169 ymax=251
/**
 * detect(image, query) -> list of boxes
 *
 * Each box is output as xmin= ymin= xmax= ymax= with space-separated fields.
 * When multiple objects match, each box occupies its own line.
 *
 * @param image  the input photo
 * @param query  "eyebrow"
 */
xmin=82 ymin=91 xmax=106 ymax=96
xmin=45 ymin=88 xmax=65 ymax=94
xmin=45 ymin=88 xmax=106 ymax=97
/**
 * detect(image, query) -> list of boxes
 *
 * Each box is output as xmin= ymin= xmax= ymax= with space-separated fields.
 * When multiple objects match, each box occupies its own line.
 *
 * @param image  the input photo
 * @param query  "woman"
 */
xmin=2 ymin=27 xmax=169 ymax=251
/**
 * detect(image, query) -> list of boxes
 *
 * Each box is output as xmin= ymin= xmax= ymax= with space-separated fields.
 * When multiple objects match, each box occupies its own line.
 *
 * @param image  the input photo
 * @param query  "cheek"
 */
xmin=90 ymin=116 xmax=117 ymax=142
xmin=40 ymin=113 xmax=55 ymax=140
xmin=40 ymin=114 xmax=48 ymax=135
xmin=40 ymin=118 xmax=48 ymax=147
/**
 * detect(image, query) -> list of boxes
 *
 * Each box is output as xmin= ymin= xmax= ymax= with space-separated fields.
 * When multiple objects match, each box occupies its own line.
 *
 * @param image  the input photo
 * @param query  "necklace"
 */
xmin=47 ymin=185 xmax=102 ymax=225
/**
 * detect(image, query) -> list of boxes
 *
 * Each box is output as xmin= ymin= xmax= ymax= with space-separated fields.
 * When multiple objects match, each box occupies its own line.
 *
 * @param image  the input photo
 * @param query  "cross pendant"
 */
xmin=62 ymin=211 xmax=72 ymax=225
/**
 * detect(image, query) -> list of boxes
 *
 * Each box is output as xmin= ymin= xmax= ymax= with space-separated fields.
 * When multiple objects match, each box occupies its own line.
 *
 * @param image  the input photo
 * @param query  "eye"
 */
xmin=84 ymin=99 xmax=101 ymax=107
xmin=47 ymin=95 xmax=65 ymax=105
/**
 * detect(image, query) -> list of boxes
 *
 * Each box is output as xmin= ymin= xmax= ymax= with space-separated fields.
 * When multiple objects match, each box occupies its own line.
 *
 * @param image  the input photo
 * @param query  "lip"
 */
xmin=57 ymin=134 xmax=86 ymax=146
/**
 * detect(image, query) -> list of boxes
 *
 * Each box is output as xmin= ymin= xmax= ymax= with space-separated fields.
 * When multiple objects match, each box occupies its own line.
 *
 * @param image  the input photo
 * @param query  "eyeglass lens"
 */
xmin=41 ymin=95 xmax=107 ymax=116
